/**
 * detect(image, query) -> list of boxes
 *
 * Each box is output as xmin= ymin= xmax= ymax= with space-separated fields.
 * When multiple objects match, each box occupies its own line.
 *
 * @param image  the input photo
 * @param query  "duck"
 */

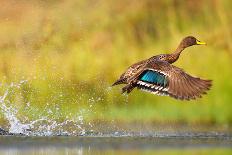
xmin=112 ymin=36 xmax=212 ymax=100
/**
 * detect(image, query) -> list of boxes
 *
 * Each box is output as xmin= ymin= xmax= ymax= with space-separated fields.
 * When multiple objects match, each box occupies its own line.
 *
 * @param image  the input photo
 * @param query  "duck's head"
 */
xmin=180 ymin=36 xmax=206 ymax=49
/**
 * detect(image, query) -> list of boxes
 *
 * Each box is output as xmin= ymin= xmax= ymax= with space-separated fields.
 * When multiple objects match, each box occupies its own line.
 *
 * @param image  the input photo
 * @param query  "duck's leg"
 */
xmin=122 ymin=84 xmax=135 ymax=94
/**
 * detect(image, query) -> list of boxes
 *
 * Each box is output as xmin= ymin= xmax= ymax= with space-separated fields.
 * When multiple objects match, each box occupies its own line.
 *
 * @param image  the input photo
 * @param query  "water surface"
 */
xmin=0 ymin=132 xmax=232 ymax=155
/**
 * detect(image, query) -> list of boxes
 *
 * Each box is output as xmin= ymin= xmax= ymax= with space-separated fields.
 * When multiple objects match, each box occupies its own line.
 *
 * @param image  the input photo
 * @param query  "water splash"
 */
xmin=0 ymin=89 xmax=31 ymax=134
xmin=0 ymin=80 xmax=90 ymax=136
xmin=0 ymin=80 xmax=127 ymax=136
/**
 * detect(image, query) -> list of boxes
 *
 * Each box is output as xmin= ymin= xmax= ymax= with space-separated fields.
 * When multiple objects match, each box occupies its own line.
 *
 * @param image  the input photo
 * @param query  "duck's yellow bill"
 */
xmin=196 ymin=40 xmax=206 ymax=45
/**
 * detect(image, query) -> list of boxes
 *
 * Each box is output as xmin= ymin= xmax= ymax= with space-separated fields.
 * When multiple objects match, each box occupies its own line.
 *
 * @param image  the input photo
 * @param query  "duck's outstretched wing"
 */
xmin=135 ymin=61 xmax=212 ymax=100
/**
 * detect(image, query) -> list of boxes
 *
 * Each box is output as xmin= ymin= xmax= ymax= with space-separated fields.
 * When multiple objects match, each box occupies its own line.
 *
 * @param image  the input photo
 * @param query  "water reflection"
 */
xmin=0 ymin=136 xmax=232 ymax=155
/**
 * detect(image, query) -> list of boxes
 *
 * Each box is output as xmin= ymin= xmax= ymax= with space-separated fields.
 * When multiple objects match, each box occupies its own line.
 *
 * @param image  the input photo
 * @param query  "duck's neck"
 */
xmin=167 ymin=45 xmax=185 ymax=64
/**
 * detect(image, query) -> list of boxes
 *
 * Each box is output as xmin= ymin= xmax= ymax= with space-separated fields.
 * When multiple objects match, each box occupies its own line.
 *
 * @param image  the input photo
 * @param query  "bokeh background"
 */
xmin=0 ymin=0 xmax=232 ymax=127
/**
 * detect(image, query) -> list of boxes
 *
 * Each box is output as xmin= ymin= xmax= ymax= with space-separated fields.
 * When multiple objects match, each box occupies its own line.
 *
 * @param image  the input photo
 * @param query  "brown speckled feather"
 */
xmin=112 ymin=59 xmax=147 ymax=86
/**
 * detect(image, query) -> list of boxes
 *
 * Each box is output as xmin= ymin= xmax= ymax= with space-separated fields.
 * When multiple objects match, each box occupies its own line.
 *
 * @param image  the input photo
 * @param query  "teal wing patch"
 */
xmin=139 ymin=70 xmax=168 ymax=87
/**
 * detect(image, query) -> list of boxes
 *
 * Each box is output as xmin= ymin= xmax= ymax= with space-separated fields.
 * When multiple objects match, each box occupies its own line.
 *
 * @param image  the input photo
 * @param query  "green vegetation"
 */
xmin=0 ymin=0 xmax=232 ymax=125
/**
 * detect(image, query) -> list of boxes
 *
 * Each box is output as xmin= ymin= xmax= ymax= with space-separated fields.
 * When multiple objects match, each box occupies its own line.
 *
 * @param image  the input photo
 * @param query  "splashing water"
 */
xmin=0 ymin=89 xmax=31 ymax=134
xmin=0 ymin=81 xmax=91 ymax=136
xmin=0 ymin=79 xmax=128 ymax=136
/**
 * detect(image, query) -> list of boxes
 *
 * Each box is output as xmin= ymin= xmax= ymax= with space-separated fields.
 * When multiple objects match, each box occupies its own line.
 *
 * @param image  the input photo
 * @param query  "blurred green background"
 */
xmin=0 ymin=0 xmax=232 ymax=126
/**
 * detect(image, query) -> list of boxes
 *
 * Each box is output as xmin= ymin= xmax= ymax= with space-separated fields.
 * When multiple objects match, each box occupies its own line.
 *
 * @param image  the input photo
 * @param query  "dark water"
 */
xmin=0 ymin=133 xmax=232 ymax=155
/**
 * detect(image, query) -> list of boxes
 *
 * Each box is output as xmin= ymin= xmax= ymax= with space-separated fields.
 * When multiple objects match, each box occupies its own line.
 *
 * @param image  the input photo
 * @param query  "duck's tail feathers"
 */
xmin=112 ymin=78 xmax=126 ymax=86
